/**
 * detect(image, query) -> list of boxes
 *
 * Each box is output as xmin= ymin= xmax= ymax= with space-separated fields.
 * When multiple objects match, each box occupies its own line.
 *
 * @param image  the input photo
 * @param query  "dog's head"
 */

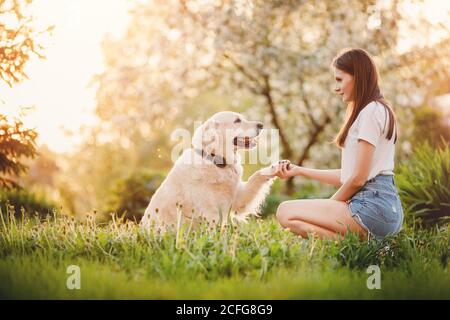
xmin=192 ymin=111 xmax=264 ymax=160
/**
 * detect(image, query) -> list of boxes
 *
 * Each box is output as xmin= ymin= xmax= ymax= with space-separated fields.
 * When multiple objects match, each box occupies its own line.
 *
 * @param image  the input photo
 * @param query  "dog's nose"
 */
xmin=256 ymin=122 xmax=263 ymax=130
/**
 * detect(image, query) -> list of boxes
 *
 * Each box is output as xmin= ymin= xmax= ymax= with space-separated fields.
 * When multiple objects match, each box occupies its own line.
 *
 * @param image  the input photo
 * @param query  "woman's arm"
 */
xmin=294 ymin=167 xmax=342 ymax=188
xmin=272 ymin=162 xmax=342 ymax=187
xmin=330 ymin=139 xmax=375 ymax=202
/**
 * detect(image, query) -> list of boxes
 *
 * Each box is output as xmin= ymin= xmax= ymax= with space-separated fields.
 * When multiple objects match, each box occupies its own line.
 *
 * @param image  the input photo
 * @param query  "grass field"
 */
xmin=0 ymin=207 xmax=449 ymax=299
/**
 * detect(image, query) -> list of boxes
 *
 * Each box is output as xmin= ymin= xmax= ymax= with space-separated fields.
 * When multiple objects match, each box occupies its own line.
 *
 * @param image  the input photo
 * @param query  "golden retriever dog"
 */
xmin=140 ymin=111 xmax=280 ymax=231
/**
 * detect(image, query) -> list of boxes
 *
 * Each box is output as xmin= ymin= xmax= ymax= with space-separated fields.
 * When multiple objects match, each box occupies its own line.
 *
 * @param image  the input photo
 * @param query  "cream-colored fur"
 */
xmin=140 ymin=111 xmax=277 ymax=231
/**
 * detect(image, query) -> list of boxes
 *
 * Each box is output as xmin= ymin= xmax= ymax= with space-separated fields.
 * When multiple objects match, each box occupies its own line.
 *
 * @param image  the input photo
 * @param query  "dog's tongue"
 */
xmin=235 ymin=136 xmax=257 ymax=148
xmin=245 ymin=137 xmax=257 ymax=148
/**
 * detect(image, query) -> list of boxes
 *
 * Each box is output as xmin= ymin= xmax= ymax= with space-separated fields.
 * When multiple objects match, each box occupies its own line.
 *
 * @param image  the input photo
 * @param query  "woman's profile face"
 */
xmin=334 ymin=67 xmax=354 ymax=103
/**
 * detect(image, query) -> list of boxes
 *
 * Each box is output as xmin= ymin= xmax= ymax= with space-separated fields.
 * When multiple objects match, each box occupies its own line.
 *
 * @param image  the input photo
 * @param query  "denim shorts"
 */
xmin=348 ymin=174 xmax=404 ymax=239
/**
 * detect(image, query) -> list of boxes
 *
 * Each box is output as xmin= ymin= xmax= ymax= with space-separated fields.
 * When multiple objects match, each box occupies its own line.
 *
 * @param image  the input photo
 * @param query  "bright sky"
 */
xmin=1 ymin=0 xmax=131 ymax=153
xmin=1 ymin=0 xmax=449 ymax=153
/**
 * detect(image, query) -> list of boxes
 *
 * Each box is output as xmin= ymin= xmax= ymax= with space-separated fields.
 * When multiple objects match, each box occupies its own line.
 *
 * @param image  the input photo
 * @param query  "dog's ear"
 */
xmin=204 ymin=120 xmax=219 ymax=131
xmin=202 ymin=120 xmax=219 ymax=145
xmin=192 ymin=120 xmax=219 ymax=149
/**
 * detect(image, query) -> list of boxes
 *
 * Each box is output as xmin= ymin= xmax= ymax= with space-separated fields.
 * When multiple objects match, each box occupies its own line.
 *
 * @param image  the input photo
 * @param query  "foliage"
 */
xmin=411 ymin=105 xmax=450 ymax=150
xmin=103 ymin=170 xmax=165 ymax=222
xmin=0 ymin=0 xmax=53 ymax=87
xmin=0 ymin=206 xmax=448 ymax=299
xmin=0 ymin=114 xmax=38 ymax=189
xmin=0 ymin=0 xmax=52 ymax=188
xmin=260 ymin=192 xmax=290 ymax=217
xmin=396 ymin=141 xmax=450 ymax=227
xmin=55 ymin=140 xmax=138 ymax=215
xmin=0 ymin=188 xmax=56 ymax=219
xmin=20 ymin=144 xmax=60 ymax=188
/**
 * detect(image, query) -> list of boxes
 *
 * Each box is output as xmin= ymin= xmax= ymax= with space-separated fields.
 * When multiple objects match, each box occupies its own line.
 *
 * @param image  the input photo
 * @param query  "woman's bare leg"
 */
xmin=283 ymin=219 xmax=341 ymax=240
xmin=276 ymin=199 xmax=367 ymax=239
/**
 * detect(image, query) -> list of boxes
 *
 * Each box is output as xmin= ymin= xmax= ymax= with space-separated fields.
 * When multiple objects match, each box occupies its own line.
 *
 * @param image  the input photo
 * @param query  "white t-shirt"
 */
xmin=340 ymin=101 xmax=396 ymax=184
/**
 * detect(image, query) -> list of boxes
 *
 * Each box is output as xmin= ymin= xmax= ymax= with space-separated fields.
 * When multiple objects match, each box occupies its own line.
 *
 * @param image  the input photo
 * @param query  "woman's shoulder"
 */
xmin=362 ymin=100 xmax=385 ymax=112
xmin=359 ymin=100 xmax=387 ymax=120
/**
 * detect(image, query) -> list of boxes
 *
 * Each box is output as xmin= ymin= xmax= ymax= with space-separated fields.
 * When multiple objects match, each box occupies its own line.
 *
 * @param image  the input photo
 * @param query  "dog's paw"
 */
xmin=260 ymin=160 xmax=291 ymax=176
xmin=277 ymin=159 xmax=291 ymax=170
xmin=259 ymin=165 xmax=277 ymax=176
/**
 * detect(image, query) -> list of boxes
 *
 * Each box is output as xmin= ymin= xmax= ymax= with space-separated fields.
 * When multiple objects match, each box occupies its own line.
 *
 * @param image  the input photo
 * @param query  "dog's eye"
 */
xmin=234 ymin=118 xmax=241 ymax=123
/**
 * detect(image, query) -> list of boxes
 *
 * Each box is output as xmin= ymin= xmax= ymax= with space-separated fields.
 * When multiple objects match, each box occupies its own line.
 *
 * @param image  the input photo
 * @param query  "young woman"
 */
xmin=274 ymin=48 xmax=404 ymax=240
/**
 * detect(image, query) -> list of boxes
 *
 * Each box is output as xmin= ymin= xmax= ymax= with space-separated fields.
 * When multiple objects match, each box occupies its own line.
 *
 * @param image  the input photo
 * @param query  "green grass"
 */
xmin=0 ymin=206 xmax=449 ymax=299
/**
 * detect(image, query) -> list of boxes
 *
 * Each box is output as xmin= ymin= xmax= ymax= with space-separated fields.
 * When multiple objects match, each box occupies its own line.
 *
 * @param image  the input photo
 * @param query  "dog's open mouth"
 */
xmin=233 ymin=136 xmax=258 ymax=148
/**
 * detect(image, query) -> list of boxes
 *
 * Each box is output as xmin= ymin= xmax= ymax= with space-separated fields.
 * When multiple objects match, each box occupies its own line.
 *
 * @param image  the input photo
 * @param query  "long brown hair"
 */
xmin=332 ymin=48 xmax=397 ymax=148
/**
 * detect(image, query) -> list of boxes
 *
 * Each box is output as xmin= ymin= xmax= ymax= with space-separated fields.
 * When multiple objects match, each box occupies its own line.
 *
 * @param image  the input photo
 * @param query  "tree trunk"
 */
xmin=285 ymin=113 xmax=332 ymax=195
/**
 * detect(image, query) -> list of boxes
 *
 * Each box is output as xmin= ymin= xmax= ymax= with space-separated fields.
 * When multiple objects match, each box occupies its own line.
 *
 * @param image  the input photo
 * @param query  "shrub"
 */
xmin=260 ymin=193 xmax=291 ymax=217
xmin=411 ymin=105 xmax=450 ymax=150
xmin=0 ymin=188 xmax=56 ymax=219
xmin=103 ymin=170 xmax=165 ymax=222
xmin=396 ymin=140 xmax=450 ymax=227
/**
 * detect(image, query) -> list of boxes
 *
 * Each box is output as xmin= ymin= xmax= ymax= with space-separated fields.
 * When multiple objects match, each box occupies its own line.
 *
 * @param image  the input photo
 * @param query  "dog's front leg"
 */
xmin=232 ymin=171 xmax=275 ymax=218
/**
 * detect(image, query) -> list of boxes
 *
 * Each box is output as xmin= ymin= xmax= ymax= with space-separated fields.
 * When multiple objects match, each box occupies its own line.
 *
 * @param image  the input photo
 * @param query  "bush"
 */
xmin=260 ymin=193 xmax=291 ymax=217
xmin=103 ymin=170 xmax=165 ymax=222
xmin=0 ymin=188 xmax=56 ymax=219
xmin=396 ymin=140 xmax=450 ymax=227
xmin=411 ymin=105 xmax=450 ymax=150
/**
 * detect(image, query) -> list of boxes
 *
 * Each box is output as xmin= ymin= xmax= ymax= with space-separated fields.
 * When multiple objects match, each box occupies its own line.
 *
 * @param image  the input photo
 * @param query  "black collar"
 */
xmin=194 ymin=149 xmax=227 ymax=168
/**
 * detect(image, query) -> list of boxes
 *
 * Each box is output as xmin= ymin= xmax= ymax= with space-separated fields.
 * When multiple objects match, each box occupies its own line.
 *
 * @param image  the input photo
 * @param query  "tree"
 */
xmin=0 ymin=0 xmax=52 ymax=86
xmin=0 ymin=114 xmax=37 ymax=188
xmin=0 ymin=0 xmax=52 ymax=188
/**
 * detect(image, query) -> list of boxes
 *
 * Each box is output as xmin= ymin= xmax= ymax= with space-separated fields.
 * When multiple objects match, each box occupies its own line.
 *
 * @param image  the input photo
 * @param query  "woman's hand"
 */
xmin=273 ymin=160 xmax=296 ymax=179
xmin=259 ymin=160 xmax=301 ymax=179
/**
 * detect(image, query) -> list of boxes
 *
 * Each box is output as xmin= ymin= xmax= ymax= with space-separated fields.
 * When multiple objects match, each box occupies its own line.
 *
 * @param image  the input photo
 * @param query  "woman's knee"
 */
xmin=276 ymin=201 xmax=290 ymax=227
